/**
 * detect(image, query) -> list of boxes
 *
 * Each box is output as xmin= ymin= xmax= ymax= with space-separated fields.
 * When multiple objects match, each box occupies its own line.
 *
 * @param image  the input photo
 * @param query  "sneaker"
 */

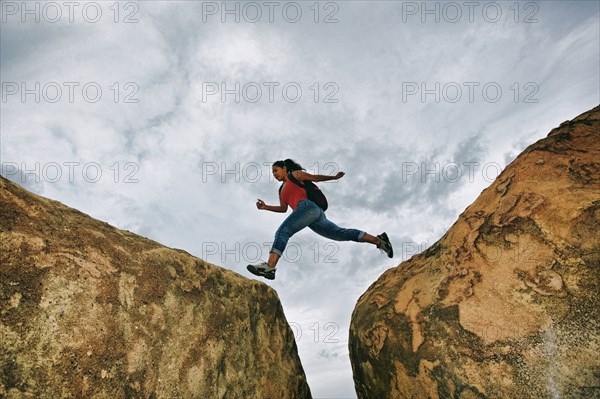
xmin=377 ymin=232 xmax=393 ymax=258
xmin=247 ymin=261 xmax=276 ymax=280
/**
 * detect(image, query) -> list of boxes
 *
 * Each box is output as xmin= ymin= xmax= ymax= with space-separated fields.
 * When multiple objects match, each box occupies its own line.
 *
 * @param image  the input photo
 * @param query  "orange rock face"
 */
xmin=349 ymin=106 xmax=600 ymax=398
xmin=0 ymin=177 xmax=312 ymax=398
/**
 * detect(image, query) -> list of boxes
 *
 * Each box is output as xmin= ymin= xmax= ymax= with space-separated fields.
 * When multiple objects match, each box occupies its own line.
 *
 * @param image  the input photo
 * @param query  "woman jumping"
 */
xmin=247 ymin=159 xmax=393 ymax=280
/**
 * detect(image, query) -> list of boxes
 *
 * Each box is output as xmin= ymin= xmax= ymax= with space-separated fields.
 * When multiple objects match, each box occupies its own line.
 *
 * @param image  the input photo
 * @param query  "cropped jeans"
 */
xmin=271 ymin=199 xmax=366 ymax=256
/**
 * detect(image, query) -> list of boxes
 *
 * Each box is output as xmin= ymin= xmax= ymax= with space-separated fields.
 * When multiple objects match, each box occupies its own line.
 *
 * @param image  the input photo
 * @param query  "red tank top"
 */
xmin=280 ymin=180 xmax=308 ymax=210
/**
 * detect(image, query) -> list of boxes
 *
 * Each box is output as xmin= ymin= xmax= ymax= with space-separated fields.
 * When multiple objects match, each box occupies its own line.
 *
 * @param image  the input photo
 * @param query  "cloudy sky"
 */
xmin=1 ymin=1 xmax=599 ymax=397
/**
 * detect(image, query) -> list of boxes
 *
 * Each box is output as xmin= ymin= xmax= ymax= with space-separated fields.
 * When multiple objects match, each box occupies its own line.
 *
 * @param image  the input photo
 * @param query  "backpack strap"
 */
xmin=286 ymin=171 xmax=328 ymax=211
xmin=287 ymin=171 xmax=306 ymax=188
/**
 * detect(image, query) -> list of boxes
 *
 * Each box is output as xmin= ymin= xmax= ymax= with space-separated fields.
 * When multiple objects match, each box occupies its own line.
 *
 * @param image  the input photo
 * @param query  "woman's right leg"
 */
xmin=269 ymin=201 xmax=321 ymax=268
xmin=267 ymin=251 xmax=281 ymax=269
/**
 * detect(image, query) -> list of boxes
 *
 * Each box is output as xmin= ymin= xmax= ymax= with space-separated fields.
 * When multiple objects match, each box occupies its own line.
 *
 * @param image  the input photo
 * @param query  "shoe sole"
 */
xmin=378 ymin=232 xmax=394 ymax=258
xmin=247 ymin=265 xmax=275 ymax=280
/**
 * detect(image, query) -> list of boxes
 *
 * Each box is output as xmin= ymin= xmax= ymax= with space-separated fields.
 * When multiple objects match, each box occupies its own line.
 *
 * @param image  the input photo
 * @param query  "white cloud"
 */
xmin=2 ymin=2 xmax=598 ymax=397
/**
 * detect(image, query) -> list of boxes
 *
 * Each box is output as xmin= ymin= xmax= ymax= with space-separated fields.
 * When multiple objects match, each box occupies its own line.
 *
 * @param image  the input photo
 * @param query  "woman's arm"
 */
xmin=256 ymin=198 xmax=288 ymax=213
xmin=292 ymin=170 xmax=345 ymax=182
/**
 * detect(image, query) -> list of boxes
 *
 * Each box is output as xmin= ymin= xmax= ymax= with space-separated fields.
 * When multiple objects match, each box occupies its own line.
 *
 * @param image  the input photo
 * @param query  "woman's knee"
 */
xmin=275 ymin=226 xmax=293 ymax=240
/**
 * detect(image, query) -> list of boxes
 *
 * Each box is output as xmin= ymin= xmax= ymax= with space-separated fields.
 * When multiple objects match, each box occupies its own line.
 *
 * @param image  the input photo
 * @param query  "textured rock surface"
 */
xmin=0 ymin=177 xmax=311 ymax=399
xmin=349 ymin=106 xmax=600 ymax=399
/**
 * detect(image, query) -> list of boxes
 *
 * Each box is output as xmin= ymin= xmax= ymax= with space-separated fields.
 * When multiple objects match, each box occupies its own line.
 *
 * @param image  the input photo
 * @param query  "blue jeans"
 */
xmin=271 ymin=200 xmax=366 ymax=256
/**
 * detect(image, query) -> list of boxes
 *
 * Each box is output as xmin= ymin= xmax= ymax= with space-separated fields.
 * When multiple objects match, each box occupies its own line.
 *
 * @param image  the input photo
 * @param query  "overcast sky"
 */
xmin=1 ymin=1 xmax=599 ymax=397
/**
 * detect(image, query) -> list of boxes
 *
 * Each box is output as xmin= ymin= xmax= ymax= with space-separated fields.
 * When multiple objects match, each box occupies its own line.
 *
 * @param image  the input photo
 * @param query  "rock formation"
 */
xmin=349 ymin=105 xmax=600 ymax=398
xmin=0 ymin=177 xmax=312 ymax=398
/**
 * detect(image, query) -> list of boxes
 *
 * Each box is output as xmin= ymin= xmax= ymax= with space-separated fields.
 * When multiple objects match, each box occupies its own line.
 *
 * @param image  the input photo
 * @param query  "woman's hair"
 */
xmin=273 ymin=159 xmax=304 ymax=172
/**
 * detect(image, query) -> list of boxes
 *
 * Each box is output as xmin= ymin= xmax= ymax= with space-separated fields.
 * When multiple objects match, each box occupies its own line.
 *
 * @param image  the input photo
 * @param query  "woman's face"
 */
xmin=272 ymin=165 xmax=286 ymax=181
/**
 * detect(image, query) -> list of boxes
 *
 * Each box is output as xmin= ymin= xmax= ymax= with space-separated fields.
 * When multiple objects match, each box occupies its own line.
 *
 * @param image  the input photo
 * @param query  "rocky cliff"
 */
xmin=349 ymin=105 xmax=600 ymax=398
xmin=0 ymin=177 xmax=312 ymax=398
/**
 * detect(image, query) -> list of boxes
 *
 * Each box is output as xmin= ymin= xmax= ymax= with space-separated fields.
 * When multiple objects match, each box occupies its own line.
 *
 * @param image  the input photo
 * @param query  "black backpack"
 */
xmin=279 ymin=172 xmax=329 ymax=211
